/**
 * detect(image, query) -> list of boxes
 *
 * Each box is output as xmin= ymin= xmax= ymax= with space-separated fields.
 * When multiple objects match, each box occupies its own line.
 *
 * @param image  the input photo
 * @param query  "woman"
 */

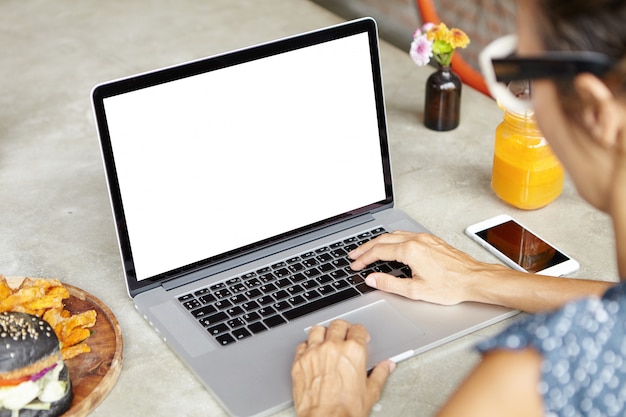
xmin=292 ymin=0 xmax=626 ymax=415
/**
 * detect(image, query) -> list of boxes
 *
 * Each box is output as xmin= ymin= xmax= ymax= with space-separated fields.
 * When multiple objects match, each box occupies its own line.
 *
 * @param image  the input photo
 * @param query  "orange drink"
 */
xmin=491 ymin=107 xmax=564 ymax=210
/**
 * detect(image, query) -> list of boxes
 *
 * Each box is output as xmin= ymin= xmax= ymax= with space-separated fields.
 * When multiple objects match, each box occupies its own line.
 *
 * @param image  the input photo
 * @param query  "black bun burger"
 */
xmin=0 ymin=312 xmax=73 ymax=417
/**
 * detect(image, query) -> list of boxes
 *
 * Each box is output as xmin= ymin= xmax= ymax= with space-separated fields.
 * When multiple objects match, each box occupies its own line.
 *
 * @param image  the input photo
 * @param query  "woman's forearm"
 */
xmin=465 ymin=265 xmax=614 ymax=313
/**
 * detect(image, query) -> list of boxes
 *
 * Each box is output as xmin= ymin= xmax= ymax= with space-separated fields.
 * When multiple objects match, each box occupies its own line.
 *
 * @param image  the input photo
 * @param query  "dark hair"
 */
xmin=537 ymin=0 xmax=626 ymax=96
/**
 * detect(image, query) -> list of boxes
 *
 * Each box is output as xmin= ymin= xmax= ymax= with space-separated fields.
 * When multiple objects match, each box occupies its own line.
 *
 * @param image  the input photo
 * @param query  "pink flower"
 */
xmin=409 ymin=34 xmax=432 ymax=66
xmin=412 ymin=23 xmax=434 ymax=40
xmin=421 ymin=22 xmax=436 ymax=33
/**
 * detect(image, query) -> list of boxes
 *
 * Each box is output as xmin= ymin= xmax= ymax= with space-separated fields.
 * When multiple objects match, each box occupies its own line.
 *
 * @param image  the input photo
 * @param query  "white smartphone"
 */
xmin=465 ymin=214 xmax=579 ymax=276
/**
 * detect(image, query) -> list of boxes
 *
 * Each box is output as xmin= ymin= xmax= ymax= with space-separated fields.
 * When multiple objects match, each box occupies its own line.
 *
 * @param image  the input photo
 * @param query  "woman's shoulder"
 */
xmin=477 ymin=281 xmax=626 ymax=416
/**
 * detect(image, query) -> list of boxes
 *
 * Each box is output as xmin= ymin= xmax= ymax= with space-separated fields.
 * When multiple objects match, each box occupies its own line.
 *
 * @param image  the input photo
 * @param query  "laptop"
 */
xmin=92 ymin=18 xmax=515 ymax=417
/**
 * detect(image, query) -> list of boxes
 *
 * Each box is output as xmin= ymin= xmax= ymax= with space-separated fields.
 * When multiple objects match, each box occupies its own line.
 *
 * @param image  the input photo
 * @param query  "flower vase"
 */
xmin=424 ymin=65 xmax=462 ymax=131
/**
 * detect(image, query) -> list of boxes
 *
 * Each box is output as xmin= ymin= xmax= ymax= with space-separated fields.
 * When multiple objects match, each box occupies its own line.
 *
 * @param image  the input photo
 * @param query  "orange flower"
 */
xmin=449 ymin=28 xmax=470 ymax=49
xmin=426 ymin=23 xmax=450 ymax=43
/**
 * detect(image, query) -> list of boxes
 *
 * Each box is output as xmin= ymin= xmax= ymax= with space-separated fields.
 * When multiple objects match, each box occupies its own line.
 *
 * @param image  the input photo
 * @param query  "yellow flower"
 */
xmin=449 ymin=28 xmax=470 ymax=49
xmin=426 ymin=23 xmax=450 ymax=43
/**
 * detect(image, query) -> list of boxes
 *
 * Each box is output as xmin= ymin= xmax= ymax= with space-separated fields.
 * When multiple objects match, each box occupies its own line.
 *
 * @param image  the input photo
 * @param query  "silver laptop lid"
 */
xmin=92 ymin=18 xmax=392 ymax=297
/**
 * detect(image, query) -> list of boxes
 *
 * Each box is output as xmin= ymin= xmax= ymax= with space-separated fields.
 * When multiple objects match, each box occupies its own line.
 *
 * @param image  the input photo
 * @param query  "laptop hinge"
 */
xmin=161 ymin=212 xmax=376 ymax=292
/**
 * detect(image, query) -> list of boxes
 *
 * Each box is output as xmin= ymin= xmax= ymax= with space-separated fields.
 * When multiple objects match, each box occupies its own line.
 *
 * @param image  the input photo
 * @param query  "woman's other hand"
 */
xmin=291 ymin=319 xmax=395 ymax=417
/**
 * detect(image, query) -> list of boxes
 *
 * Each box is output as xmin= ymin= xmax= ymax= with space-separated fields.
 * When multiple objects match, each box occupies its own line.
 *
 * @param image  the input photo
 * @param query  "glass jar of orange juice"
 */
xmin=491 ymin=84 xmax=564 ymax=210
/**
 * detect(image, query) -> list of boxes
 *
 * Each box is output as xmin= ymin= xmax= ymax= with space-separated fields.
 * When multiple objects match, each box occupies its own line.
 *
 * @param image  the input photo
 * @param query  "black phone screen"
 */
xmin=476 ymin=220 xmax=569 ymax=272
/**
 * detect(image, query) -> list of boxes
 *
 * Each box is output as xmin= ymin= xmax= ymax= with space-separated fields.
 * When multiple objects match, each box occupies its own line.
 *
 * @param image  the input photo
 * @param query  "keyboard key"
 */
xmin=194 ymin=288 xmax=211 ymax=297
xmin=245 ymin=288 xmax=262 ymax=299
xmin=263 ymin=315 xmax=287 ymax=329
xmin=226 ymin=277 xmax=241 ymax=286
xmin=243 ymin=312 xmax=261 ymax=323
xmin=343 ymin=236 xmax=358 ymax=244
xmin=242 ymin=272 xmax=257 ymax=280
xmin=302 ymin=290 xmax=321 ymax=301
xmin=227 ymin=317 xmax=246 ymax=329
xmin=301 ymin=279 xmax=319 ymax=290
xmin=258 ymin=306 xmax=277 ymax=317
xmin=199 ymin=294 xmax=216 ymax=304
xmin=274 ymin=268 xmax=290 ymax=278
xmin=302 ymin=258 xmax=319 ymax=269
xmin=248 ymin=321 xmax=268 ymax=334
xmin=215 ymin=288 xmax=232 ymax=299
xmin=288 ymin=295 xmax=306 ymax=306
xmin=214 ymin=300 xmax=233 ymax=310
xmin=288 ymin=263 xmax=305 ymax=273
xmin=317 ymin=253 xmax=333 ymax=263
xmin=287 ymin=284 xmax=304 ymax=295
xmin=273 ymin=290 xmax=289 ymax=300
xmin=230 ymin=294 xmax=248 ymax=304
xmin=317 ymin=275 xmax=333 ymax=285
xmin=276 ymin=278 xmax=291 ymax=288
xmin=331 ymin=258 xmax=349 ymax=268
xmin=245 ymin=277 xmax=261 ymax=288
xmin=356 ymin=282 xmax=377 ymax=294
xmin=191 ymin=304 xmax=217 ymax=319
xmin=226 ymin=306 xmax=244 ymax=317
xmin=273 ymin=301 xmax=291 ymax=311
xmin=286 ymin=256 xmax=301 ymax=264
xmin=318 ymin=284 xmax=335 ymax=296
xmin=257 ymin=296 xmax=274 ymax=306
xmin=242 ymin=301 xmax=260 ymax=311
xmin=207 ymin=323 xmax=229 ymax=336
xmin=331 ymin=279 xmax=350 ymax=290
xmin=178 ymin=294 xmax=195 ymax=302
xmin=258 ymin=273 xmax=275 ymax=283
xmin=283 ymin=288 xmax=360 ymax=321
xmin=199 ymin=311 xmax=229 ymax=327
xmin=182 ymin=299 xmax=201 ymax=310
xmin=230 ymin=283 xmax=247 ymax=293
xmin=346 ymin=274 xmax=364 ymax=285
xmin=303 ymin=268 xmax=321 ymax=278
xmin=291 ymin=272 xmax=307 ymax=283
xmin=233 ymin=327 xmax=252 ymax=340
xmin=344 ymin=243 xmax=358 ymax=252
xmin=260 ymin=283 xmax=277 ymax=293
xmin=216 ymin=333 xmax=236 ymax=346
xmin=329 ymin=269 xmax=348 ymax=280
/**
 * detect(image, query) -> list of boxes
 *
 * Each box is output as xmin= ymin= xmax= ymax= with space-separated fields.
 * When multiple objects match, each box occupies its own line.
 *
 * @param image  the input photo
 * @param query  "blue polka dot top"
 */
xmin=477 ymin=282 xmax=626 ymax=417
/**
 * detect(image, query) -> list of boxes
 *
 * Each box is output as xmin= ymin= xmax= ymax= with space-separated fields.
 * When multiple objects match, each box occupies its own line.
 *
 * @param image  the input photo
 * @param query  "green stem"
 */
xmin=435 ymin=51 xmax=454 ymax=67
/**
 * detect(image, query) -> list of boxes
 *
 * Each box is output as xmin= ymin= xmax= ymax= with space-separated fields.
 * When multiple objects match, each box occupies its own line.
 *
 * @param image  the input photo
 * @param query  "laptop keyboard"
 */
xmin=177 ymin=227 xmax=411 ymax=346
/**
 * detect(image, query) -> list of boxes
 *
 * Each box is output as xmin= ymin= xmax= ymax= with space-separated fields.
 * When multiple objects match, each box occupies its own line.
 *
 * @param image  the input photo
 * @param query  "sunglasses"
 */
xmin=479 ymin=35 xmax=616 ymax=113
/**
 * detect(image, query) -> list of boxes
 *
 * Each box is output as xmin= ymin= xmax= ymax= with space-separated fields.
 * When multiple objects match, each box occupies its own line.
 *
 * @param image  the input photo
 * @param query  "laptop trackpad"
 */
xmin=310 ymin=300 xmax=423 ymax=367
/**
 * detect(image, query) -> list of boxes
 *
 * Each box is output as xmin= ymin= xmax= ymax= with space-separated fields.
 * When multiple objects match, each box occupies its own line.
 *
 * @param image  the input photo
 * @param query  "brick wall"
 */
xmin=311 ymin=0 xmax=516 ymax=70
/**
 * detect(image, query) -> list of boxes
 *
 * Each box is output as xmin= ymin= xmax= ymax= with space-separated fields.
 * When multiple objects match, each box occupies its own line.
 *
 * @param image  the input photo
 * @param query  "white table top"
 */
xmin=0 ymin=1 xmax=617 ymax=416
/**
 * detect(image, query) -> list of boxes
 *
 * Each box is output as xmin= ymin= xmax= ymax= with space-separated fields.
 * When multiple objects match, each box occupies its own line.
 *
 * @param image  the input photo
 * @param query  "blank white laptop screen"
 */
xmin=103 ymin=32 xmax=386 ymax=281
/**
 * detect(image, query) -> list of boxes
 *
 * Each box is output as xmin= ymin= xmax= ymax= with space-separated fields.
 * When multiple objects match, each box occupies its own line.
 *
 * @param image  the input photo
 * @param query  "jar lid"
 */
xmin=497 ymin=80 xmax=535 ymax=117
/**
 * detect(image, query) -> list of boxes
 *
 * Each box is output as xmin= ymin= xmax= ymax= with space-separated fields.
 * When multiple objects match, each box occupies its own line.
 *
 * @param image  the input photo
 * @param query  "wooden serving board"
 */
xmin=7 ymin=278 xmax=123 ymax=417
